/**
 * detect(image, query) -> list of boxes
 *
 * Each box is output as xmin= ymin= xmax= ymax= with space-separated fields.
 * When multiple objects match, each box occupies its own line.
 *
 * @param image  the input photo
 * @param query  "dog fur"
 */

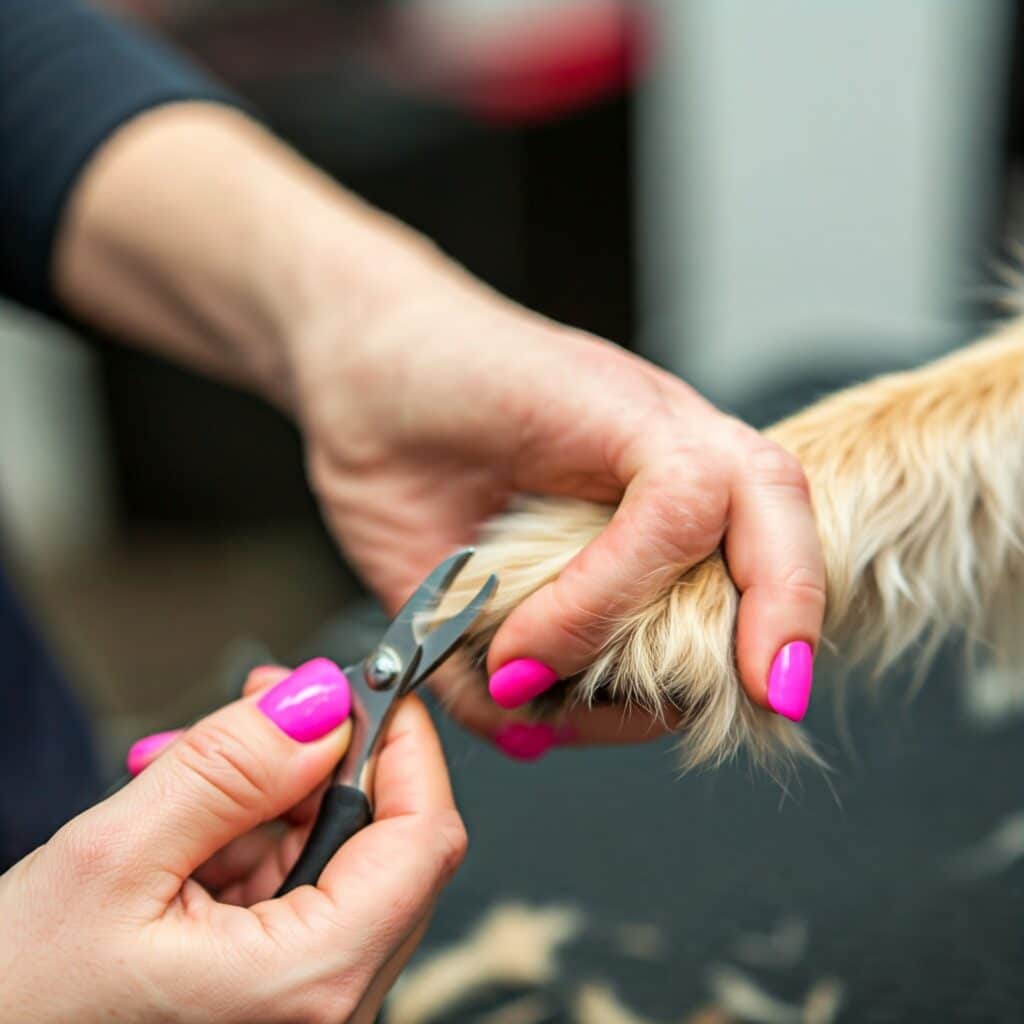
xmin=441 ymin=320 xmax=1024 ymax=772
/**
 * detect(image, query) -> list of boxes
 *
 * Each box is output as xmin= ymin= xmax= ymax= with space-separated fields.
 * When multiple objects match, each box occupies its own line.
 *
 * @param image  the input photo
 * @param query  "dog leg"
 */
xmin=442 ymin=323 xmax=1024 ymax=770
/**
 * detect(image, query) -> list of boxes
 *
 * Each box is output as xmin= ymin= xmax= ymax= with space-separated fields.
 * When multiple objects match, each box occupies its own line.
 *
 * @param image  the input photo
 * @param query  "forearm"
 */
xmin=53 ymin=102 xmax=464 ymax=409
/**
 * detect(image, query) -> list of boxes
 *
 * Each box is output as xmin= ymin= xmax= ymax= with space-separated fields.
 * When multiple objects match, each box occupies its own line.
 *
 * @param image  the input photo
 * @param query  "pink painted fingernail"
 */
xmin=258 ymin=657 xmax=352 ymax=742
xmin=126 ymin=729 xmax=182 ymax=776
xmin=489 ymin=659 xmax=560 ymax=709
xmin=767 ymin=641 xmax=814 ymax=722
xmin=495 ymin=722 xmax=559 ymax=761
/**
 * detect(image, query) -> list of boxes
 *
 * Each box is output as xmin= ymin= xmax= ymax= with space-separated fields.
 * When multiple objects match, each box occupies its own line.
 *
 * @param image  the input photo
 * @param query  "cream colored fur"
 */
xmin=442 ymin=320 xmax=1024 ymax=772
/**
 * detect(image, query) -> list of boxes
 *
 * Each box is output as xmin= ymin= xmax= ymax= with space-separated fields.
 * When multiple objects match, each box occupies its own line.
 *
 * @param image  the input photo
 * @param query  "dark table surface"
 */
xmin=315 ymin=610 xmax=1024 ymax=1023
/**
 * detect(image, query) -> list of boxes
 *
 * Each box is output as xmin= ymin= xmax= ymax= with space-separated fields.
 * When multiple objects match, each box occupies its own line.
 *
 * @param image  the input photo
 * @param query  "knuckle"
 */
xmin=175 ymin=723 xmax=270 ymax=817
xmin=744 ymin=442 xmax=809 ymax=495
xmin=546 ymin=570 xmax=610 ymax=656
xmin=780 ymin=564 xmax=827 ymax=608
xmin=720 ymin=415 xmax=763 ymax=451
xmin=654 ymin=444 xmax=721 ymax=492
xmin=433 ymin=809 xmax=469 ymax=881
xmin=553 ymin=606 xmax=605 ymax=657
xmin=640 ymin=465 xmax=727 ymax=556
xmin=61 ymin=820 xmax=126 ymax=881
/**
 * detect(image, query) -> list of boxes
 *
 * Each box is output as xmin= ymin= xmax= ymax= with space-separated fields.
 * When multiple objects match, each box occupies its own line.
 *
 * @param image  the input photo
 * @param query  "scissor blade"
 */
xmin=377 ymin=548 xmax=477 ymax=664
xmin=411 ymin=572 xmax=498 ymax=685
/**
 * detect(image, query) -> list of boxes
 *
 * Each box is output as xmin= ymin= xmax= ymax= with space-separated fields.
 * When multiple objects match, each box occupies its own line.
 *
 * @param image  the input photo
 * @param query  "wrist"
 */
xmin=280 ymin=203 xmax=457 ymax=395
xmin=282 ymin=198 xmax=507 ymax=422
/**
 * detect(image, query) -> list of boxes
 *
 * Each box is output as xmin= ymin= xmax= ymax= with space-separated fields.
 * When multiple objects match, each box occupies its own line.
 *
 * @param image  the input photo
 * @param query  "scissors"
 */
xmin=275 ymin=547 xmax=497 ymax=896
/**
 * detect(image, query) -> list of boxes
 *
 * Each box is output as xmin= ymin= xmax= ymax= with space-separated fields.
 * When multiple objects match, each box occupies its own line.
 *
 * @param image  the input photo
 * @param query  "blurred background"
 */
xmin=2 ymin=1 xmax=1024 ymax=1020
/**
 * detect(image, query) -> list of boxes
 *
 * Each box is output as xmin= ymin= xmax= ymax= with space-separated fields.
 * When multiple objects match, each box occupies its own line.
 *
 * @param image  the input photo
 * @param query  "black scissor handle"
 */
xmin=275 ymin=784 xmax=372 ymax=896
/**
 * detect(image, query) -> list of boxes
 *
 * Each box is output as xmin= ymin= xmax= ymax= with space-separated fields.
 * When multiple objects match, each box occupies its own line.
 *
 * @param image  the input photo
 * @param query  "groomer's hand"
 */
xmin=294 ymin=280 xmax=825 ymax=743
xmin=0 ymin=665 xmax=466 ymax=1024
xmin=58 ymin=104 xmax=823 ymax=750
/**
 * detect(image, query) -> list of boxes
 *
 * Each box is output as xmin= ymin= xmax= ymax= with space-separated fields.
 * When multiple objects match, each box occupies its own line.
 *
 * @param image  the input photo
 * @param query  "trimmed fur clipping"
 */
xmin=441 ymin=320 xmax=1024 ymax=772
xmin=386 ymin=904 xmax=580 ymax=1024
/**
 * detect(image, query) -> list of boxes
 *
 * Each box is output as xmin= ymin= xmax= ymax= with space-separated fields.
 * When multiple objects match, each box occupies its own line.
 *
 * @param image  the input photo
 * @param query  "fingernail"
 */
xmin=767 ymin=641 xmax=814 ymax=722
xmin=489 ymin=659 xmax=560 ymax=709
xmin=258 ymin=657 xmax=352 ymax=742
xmin=495 ymin=722 xmax=559 ymax=761
xmin=126 ymin=729 xmax=182 ymax=776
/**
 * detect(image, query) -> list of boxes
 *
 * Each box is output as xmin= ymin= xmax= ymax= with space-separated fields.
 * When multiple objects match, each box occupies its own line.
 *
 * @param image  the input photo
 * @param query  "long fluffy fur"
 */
xmin=441 ymin=320 xmax=1024 ymax=771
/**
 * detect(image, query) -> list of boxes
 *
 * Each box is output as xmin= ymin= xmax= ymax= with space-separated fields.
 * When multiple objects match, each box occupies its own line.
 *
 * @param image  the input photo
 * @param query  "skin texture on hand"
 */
xmin=294 ymin=285 xmax=826 ymax=743
xmin=54 ymin=102 xmax=825 ymax=749
xmin=0 ymin=669 xmax=466 ymax=1023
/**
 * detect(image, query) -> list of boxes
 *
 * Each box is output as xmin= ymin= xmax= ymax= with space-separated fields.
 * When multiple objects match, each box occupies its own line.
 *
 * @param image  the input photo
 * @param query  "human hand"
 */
xmin=51 ymin=101 xmax=820 ymax=751
xmin=54 ymin=102 xmax=821 ymax=751
xmin=292 ymin=277 xmax=825 ymax=749
xmin=0 ymin=664 xmax=466 ymax=1023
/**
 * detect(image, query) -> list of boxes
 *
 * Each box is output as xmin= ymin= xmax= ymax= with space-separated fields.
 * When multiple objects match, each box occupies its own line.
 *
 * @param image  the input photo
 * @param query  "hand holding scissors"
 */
xmin=276 ymin=547 xmax=496 ymax=894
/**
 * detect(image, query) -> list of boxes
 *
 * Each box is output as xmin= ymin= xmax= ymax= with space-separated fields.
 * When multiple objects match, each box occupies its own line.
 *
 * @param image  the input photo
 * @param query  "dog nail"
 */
xmin=767 ymin=641 xmax=814 ymax=722
xmin=258 ymin=658 xmax=352 ymax=742
xmin=126 ymin=729 xmax=182 ymax=776
xmin=489 ymin=659 xmax=560 ymax=709
xmin=495 ymin=722 xmax=559 ymax=761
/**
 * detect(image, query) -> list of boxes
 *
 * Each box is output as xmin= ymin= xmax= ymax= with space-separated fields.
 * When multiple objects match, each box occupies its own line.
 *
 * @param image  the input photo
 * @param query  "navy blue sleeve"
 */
xmin=0 ymin=0 xmax=237 ymax=313
xmin=0 ymin=563 xmax=101 ymax=869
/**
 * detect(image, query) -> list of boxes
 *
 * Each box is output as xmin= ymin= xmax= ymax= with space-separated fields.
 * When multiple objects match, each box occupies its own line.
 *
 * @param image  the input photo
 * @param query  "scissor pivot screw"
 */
xmin=365 ymin=648 xmax=401 ymax=690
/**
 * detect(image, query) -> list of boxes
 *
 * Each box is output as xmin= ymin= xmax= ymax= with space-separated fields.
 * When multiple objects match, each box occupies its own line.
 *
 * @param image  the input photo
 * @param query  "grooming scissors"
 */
xmin=275 ymin=548 xmax=497 ymax=896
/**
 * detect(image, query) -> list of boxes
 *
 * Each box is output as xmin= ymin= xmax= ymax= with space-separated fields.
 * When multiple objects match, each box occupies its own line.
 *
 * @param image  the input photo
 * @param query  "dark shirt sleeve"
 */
xmin=0 ymin=563 xmax=101 ymax=868
xmin=0 ymin=0 xmax=237 ymax=313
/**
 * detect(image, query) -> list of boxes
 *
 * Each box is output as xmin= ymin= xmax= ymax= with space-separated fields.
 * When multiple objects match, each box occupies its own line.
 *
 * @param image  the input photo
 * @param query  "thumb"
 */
xmin=98 ymin=658 xmax=352 ymax=902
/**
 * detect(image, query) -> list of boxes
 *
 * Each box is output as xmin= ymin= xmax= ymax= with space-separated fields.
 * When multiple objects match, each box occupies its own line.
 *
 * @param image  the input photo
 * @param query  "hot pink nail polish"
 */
xmin=489 ymin=659 xmax=560 ymax=709
xmin=495 ymin=722 xmax=559 ymax=761
xmin=258 ymin=657 xmax=352 ymax=742
xmin=126 ymin=729 xmax=181 ymax=776
xmin=767 ymin=641 xmax=814 ymax=722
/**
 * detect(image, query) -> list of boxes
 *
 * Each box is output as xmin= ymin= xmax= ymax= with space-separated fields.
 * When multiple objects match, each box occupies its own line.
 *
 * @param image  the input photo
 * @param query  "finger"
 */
xmin=487 ymin=451 xmax=730 ymax=704
xmin=265 ymin=697 xmax=466 ymax=970
xmin=242 ymin=664 xmax=290 ymax=697
xmin=213 ymin=774 xmax=335 ymax=907
xmin=216 ymin=825 xmax=309 ymax=906
xmin=724 ymin=440 xmax=825 ymax=721
xmin=194 ymin=826 xmax=281 ymax=893
xmin=350 ymin=908 xmax=435 ymax=1024
xmin=94 ymin=658 xmax=353 ymax=903
xmin=218 ymin=699 xmax=461 ymax=911
xmin=432 ymin=667 xmax=678 ymax=753
xmin=125 ymin=667 xmax=290 ymax=777
xmin=126 ymin=729 xmax=183 ymax=776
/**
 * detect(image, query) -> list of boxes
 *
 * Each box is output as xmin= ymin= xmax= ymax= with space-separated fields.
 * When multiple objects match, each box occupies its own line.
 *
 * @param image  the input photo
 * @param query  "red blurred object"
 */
xmin=405 ymin=1 xmax=650 ymax=124
xmin=107 ymin=0 xmax=648 ymax=126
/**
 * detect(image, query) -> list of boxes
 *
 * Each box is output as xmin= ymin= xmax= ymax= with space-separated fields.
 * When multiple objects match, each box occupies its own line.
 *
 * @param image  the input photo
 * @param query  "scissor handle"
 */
xmin=275 ymin=784 xmax=371 ymax=896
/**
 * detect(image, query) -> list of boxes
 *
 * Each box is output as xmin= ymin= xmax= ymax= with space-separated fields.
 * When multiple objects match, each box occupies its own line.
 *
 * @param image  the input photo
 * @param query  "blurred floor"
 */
xmin=11 ymin=520 xmax=357 ymax=773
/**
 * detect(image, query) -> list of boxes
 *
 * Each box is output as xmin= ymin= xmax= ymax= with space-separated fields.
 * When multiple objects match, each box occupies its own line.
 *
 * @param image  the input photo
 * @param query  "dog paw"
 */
xmin=440 ymin=497 xmax=814 ymax=773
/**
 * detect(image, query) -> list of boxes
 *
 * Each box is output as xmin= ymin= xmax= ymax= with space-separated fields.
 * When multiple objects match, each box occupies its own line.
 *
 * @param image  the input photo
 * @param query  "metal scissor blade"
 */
xmin=412 ymin=571 xmax=498 ymax=685
xmin=376 ymin=547 xmax=477 ymax=665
